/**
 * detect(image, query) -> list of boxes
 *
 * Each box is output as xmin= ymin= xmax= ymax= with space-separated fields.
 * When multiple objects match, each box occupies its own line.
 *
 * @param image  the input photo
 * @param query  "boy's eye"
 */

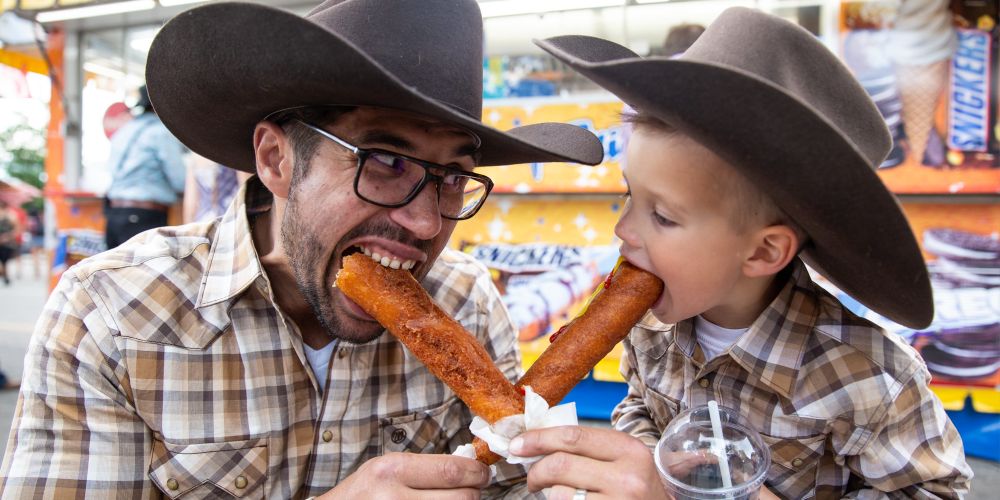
xmin=653 ymin=211 xmax=676 ymax=227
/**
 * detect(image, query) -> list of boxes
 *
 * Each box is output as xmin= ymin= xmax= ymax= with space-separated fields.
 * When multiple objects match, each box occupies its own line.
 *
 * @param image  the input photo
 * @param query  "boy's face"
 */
xmin=616 ymin=128 xmax=762 ymax=327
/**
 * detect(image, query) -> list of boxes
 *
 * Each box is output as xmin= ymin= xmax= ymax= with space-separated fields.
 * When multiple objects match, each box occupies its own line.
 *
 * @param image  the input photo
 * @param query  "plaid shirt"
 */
xmin=0 ymin=180 xmax=535 ymax=499
xmin=614 ymin=259 xmax=972 ymax=499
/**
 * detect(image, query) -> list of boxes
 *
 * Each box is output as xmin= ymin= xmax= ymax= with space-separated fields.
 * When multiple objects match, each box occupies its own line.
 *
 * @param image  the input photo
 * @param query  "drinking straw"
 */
xmin=708 ymin=400 xmax=734 ymax=489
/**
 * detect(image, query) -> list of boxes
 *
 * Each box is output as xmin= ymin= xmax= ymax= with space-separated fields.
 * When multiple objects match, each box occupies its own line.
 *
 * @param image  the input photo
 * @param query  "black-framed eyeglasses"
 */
xmin=296 ymin=120 xmax=493 ymax=221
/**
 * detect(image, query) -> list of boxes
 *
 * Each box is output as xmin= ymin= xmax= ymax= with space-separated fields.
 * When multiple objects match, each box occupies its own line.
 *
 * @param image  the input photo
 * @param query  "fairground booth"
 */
xmin=1 ymin=0 xmax=997 ymax=461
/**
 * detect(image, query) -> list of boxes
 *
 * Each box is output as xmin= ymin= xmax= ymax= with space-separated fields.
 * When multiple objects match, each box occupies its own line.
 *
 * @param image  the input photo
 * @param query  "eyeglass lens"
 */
xmin=357 ymin=152 xmax=488 ymax=219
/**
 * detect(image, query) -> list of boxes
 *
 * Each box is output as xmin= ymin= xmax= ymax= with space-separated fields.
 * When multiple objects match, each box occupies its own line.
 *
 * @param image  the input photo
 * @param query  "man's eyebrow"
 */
xmin=355 ymin=130 xmax=479 ymax=161
xmin=356 ymin=131 xmax=413 ymax=152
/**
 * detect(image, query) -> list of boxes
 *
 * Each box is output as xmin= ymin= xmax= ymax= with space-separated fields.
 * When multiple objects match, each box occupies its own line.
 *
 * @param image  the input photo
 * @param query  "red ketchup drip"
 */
xmin=603 ymin=267 xmax=617 ymax=289
xmin=549 ymin=325 xmax=568 ymax=343
xmin=517 ymin=386 xmax=526 ymax=396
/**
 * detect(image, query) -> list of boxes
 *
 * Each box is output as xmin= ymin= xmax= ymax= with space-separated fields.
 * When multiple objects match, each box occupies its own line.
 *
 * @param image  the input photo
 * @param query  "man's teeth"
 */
xmin=359 ymin=246 xmax=415 ymax=270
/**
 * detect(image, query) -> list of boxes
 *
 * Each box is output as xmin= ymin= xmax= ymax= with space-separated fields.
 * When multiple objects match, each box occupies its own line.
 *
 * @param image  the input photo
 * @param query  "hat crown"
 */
xmin=306 ymin=0 xmax=484 ymax=119
xmin=681 ymin=7 xmax=891 ymax=167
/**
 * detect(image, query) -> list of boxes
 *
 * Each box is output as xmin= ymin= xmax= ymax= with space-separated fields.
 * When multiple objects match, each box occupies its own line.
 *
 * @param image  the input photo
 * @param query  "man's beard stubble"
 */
xmin=281 ymin=175 xmax=433 ymax=344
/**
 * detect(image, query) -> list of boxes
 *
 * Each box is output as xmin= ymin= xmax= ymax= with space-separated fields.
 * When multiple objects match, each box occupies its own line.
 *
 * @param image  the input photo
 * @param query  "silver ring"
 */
xmin=572 ymin=488 xmax=588 ymax=500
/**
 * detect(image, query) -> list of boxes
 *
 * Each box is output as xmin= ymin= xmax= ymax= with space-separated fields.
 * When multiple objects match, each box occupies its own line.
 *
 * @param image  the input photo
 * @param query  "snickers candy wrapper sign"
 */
xmin=946 ymin=1 xmax=999 ymax=167
xmin=946 ymin=29 xmax=998 ymax=165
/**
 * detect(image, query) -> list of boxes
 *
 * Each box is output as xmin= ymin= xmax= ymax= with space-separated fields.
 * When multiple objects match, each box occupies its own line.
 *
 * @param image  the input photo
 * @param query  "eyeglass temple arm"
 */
xmin=296 ymin=120 xmax=359 ymax=155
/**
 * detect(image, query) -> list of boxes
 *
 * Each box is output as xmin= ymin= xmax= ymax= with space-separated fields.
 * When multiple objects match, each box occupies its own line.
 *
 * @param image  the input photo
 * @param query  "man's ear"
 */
xmin=744 ymin=224 xmax=799 ymax=278
xmin=253 ymin=121 xmax=294 ymax=199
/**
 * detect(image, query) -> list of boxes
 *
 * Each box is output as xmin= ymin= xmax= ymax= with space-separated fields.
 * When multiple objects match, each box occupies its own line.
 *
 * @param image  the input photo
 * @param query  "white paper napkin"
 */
xmin=452 ymin=386 xmax=578 ymax=465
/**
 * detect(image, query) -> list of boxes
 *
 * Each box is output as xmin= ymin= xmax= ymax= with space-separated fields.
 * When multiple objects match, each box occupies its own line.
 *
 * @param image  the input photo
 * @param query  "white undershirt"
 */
xmin=303 ymin=341 xmax=337 ymax=393
xmin=694 ymin=315 xmax=748 ymax=360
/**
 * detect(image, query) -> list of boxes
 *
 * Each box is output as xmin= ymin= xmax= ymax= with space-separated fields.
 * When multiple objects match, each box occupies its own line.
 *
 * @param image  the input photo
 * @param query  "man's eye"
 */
xmin=440 ymin=174 xmax=467 ymax=191
xmin=370 ymin=153 xmax=406 ymax=173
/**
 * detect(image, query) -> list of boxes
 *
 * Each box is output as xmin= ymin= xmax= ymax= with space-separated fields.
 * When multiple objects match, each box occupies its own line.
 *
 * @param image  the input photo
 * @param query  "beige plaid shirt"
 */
xmin=0 ymin=180 xmax=535 ymax=499
xmin=614 ymin=259 xmax=973 ymax=499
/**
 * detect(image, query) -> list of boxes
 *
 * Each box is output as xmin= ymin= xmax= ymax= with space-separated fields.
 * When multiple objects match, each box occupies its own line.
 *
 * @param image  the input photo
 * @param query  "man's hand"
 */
xmin=316 ymin=452 xmax=491 ymax=499
xmin=510 ymin=425 xmax=669 ymax=500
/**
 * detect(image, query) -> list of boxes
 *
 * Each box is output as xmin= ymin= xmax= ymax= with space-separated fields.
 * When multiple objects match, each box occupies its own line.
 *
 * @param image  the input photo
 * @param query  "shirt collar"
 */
xmin=197 ymin=177 xmax=269 ymax=307
xmin=727 ymin=258 xmax=820 ymax=399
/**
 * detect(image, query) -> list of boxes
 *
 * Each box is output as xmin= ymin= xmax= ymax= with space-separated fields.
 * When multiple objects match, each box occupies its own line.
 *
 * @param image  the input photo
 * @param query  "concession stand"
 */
xmin=1 ymin=0 xmax=997 ymax=461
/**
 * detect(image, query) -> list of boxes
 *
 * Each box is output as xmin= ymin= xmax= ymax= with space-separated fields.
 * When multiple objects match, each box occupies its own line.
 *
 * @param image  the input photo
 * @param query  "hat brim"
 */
xmin=145 ymin=3 xmax=603 ymax=173
xmin=536 ymin=37 xmax=932 ymax=329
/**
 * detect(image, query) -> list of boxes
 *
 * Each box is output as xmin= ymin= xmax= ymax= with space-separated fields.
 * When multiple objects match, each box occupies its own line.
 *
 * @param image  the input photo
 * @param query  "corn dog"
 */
xmin=335 ymin=253 xmax=524 ymax=424
xmin=473 ymin=259 xmax=664 ymax=464
xmin=337 ymin=253 xmax=663 ymax=464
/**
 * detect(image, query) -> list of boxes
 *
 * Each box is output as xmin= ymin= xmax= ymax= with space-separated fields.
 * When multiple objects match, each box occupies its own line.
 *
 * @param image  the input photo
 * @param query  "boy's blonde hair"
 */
xmin=623 ymin=112 xmax=808 ymax=246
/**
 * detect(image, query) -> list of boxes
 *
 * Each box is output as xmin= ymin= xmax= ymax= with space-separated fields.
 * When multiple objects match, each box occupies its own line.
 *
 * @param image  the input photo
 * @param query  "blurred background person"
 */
xmin=14 ymin=208 xmax=44 ymax=280
xmin=103 ymin=84 xmax=187 ymax=248
xmin=182 ymin=153 xmax=250 ymax=224
xmin=0 ymin=200 xmax=19 ymax=286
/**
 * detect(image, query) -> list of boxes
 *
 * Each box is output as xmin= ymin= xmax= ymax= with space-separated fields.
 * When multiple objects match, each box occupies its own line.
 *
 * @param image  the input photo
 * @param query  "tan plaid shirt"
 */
xmin=614 ymin=259 xmax=973 ymax=499
xmin=0 ymin=180 xmax=535 ymax=499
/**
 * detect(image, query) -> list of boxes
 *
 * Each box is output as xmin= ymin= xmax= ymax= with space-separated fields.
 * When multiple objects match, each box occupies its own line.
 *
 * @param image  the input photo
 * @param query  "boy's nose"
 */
xmin=613 ymin=211 xmax=637 ymax=248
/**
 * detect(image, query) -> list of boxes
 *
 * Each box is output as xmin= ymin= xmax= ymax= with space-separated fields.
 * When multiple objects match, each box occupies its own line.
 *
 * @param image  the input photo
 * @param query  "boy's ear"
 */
xmin=253 ymin=121 xmax=294 ymax=199
xmin=744 ymin=224 xmax=799 ymax=278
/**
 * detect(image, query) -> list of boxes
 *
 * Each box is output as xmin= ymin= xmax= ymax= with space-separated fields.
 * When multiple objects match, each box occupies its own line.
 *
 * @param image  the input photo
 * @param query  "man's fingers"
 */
xmin=371 ymin=453 xmax=490 ymax=490
xmin=545 ymin=484 xmax=609 ymax=500
xmin=525 ymin=452 xmax=612 ymax=494
xmin=511 ymin=425 xmax=638 ymax=462
xmin=407 ymin=488 xmax=482 ymax=499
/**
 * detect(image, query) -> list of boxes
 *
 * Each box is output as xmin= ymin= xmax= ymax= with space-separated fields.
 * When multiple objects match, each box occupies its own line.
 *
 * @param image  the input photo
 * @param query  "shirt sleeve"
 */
xmin=843 ymin=367 xmax=972 ymax=499
xmin=0 ymin=272 xmax=152 ymax=497
xmin=611 ymin=337 xmax=661 ymax=449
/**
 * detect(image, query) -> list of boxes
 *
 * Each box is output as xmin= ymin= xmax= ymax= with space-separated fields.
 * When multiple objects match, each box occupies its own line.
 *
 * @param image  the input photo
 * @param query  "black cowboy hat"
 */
xmin=536 ymin=7 xmax=933 ymax=329
xmin=145 ymin=0 xmax=603 ymax=173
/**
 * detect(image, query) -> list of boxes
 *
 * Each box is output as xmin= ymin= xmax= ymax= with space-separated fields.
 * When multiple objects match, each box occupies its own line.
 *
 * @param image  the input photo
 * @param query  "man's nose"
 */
xmin=388 ymin=182 xmax=442 ymax=240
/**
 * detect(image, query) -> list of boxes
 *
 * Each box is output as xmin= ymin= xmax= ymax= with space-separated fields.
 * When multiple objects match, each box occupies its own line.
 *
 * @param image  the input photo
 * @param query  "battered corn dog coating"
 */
xmin=474 ymin=260 xmax=663 ymax=464
xmin=335 ymin=253 xmax=524 ymax=424
xmin=517 ymin=260 xmax=663 ymax=404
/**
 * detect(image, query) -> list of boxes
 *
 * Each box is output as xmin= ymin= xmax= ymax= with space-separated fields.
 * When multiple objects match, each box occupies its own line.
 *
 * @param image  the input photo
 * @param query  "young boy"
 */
xmin=508 ymin=7 xmax=972 ymax=499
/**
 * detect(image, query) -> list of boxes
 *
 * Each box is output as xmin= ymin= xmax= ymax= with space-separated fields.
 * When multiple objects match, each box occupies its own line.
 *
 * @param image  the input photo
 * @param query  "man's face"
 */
xmin=282 ymin=107 xmax=480 ymax=344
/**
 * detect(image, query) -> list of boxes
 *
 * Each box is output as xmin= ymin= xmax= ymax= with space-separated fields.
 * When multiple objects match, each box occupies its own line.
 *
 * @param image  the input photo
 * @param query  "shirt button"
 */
xmin=792 ymin=458 xmax=804 ymax=468
xmin=166 ymin=478 xmax=179 ymax=491
xmin=322 ymin=430 xmax=333 ymax=442
xmin=234 ymin=475 xmax=248 ymax=489
xmin=391 ymin=428 xmax=407 ymax=444
xmin=338 ymin=348 xmax=348 ymax=359
xmin=698 ymin=378 xmax=710 ymax=388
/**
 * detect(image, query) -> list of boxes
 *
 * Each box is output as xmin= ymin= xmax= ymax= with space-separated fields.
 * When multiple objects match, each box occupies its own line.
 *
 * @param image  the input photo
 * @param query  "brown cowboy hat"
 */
xmin=145 ymin=0 xmax=603 ymax=173
xmin=536 ymin=7 xmax=932 ymax=329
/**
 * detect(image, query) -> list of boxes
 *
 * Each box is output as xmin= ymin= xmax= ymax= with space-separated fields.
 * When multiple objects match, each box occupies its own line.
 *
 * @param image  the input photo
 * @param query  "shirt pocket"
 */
xmin=759 ymin=432 xmax=826 ymax=499
xmin=642 ymin=387 xmax=681 ymax=431
xmin=380 ymin=397 xmax=466 ymax=454
xmin=149 ymin=437 xmax=268 ymax=499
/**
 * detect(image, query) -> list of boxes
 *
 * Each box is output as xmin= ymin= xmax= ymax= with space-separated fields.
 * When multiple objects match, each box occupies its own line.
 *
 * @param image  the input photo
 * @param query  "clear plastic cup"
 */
xmin=654 ymin=404 xmax=770 ymax=499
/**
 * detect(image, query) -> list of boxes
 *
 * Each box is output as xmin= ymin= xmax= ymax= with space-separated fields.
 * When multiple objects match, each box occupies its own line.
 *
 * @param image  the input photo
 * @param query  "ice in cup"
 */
xmin=654 ymin=403 xmax=770 ymax=499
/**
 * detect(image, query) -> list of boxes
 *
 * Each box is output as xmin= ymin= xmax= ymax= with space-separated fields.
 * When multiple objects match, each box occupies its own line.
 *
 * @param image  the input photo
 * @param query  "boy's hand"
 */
xmin=314 ymin=452 xmax=490 ymax=499
xmin=758 ymin=485 xmax=781 ymax=499
xmin=510 ymin=425 xmax=669 ymax=499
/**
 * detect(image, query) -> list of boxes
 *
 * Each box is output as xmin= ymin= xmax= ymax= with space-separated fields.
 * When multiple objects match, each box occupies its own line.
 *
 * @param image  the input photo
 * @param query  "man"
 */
xmin=104 ymin=84 xmax=188 ymax=248
xmin=0 ymin=1 xmax=601 ymax=498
